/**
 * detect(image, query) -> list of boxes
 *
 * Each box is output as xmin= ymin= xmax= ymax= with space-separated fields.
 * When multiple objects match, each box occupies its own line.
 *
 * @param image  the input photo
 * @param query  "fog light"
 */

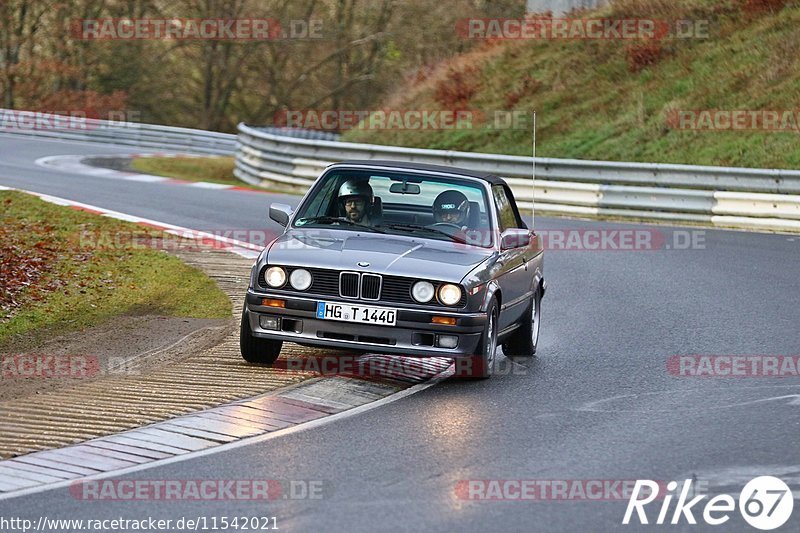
xmin=436 ymin=334 xmax=458 ymax=348
xmin=432 ymin=316 xmax=456 ymax=326
xmin=259 ymin=315 xmax=281 ymax=330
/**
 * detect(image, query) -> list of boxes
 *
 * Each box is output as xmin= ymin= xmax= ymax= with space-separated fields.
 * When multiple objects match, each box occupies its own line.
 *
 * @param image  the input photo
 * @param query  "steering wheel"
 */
xmin=428 ymin=222 xmax=463 ymax=231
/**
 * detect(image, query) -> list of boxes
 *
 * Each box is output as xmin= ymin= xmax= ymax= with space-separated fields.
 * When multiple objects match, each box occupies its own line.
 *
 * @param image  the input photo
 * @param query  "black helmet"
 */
xmin=338 ymin=179 xmax=373 ymax=202
xmin=433 ymin=190 xmax=469 ymax=225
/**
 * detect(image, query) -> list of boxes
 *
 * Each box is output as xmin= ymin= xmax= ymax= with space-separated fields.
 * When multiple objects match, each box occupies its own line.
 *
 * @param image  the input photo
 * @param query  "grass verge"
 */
xmin=130 ymin=155 xmax=301 ymax=194
xmin=130 ymin=155 xmax=245 ymax=186
xmin=342 ymin=0 xmax=800 ymax=169
xmin=0 ymin=190 xmax=232 ymax=351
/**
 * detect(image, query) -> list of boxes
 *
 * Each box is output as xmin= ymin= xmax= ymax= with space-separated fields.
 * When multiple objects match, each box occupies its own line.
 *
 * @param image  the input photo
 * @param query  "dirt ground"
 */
xmin=0 ymin=315 xmax=232 ymax=402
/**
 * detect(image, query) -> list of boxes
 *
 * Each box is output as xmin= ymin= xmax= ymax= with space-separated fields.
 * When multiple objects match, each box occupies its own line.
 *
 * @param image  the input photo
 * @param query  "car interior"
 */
xmin=319 ymin=174 xmax=493 ymax=242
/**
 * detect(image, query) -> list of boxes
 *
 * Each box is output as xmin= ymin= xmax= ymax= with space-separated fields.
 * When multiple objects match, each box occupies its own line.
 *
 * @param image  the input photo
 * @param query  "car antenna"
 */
xmin=531 ymin=110 xmax=536 ymax=230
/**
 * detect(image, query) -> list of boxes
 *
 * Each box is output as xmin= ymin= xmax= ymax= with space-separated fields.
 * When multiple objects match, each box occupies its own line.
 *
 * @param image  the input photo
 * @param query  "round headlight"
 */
xmin=438 ymin=283 xmax=462 ymax=306
xmin=411 ymin=281 xmax=435 ymax=303
xmin=265 ymin=266 xmax=286 ymax=288
xmin=289 ymin=269 xmax=312 ymax=291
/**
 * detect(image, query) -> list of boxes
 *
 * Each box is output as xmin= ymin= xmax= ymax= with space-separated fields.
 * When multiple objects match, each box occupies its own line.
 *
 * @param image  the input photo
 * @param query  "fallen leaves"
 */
xmin=0 ymin=222 xmax=60 ymax=320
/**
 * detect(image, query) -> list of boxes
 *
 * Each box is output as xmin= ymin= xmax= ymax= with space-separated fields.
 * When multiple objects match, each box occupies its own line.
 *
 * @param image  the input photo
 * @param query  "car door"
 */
xmin=492 ymin=184 xmax=531 ymax=329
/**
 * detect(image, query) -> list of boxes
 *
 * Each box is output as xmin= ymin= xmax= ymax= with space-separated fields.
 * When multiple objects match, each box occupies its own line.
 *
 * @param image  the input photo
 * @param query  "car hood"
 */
xmin=267 ymin=229 xmax=493 ymax=283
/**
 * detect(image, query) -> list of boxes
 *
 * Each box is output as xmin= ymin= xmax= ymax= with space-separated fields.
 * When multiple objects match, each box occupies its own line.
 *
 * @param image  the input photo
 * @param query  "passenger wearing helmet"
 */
xmin=338 ymin=179 xmax=374 ymax=224
xmin=433 ymin=190 xmax=470 ymax=228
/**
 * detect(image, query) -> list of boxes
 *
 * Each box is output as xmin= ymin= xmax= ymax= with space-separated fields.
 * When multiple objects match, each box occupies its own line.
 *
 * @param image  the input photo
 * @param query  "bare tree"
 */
xmin=1 ymin=0 xmax=521 ymax=129
xmin=0 ymin=0 xmax=51 ymax=108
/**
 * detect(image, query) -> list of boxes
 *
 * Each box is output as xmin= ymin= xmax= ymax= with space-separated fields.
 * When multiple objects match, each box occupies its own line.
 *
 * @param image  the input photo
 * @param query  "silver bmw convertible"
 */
xmin=240 ymin=160 xmax=545 ymax=378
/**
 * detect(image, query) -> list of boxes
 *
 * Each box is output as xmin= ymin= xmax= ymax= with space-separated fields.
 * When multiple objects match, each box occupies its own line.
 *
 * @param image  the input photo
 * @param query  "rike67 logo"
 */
xmin=623 ymin=476 xmax=794 ymax=530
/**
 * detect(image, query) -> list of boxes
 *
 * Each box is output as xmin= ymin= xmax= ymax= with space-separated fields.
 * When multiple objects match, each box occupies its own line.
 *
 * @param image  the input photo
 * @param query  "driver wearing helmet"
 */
xmin=433 ymin=190 xmax=470 ymax=229
xmin=338 ymin=179 xmax=374 ymax=225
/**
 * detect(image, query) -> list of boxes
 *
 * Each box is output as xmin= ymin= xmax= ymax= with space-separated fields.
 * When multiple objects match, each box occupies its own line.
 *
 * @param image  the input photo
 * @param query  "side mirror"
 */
xmin=269 ymin=203 xmax=293 ymax=227
xmin=500 ymin=228 xmax=531 ymax=250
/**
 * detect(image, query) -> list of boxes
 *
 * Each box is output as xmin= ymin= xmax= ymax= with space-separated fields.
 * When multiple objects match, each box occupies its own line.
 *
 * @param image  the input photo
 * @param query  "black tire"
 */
xmin=502 ymin=287 xmax=541 ymax=357
xmin=239 ymin=308 xmax=282 ymax=364
xmin=470 ymin=298 xmax=498 ymax=379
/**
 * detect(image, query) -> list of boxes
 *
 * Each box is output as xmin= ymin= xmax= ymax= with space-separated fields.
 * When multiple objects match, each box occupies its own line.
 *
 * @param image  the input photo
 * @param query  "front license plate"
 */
xmin=316 ymin=302 xmax=397 ymax=326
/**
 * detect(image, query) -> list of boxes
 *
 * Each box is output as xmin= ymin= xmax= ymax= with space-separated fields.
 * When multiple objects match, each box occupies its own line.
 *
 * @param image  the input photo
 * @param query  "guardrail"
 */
xmin=0 ymin=109 xmax=237 ymax=155
xmin=235 ymin=123 xmax=800 ymax=233
xmin=2 ymin=108 xmax=797 ymax=233
xmin=247 ymin=125 xmax=341 ymax=142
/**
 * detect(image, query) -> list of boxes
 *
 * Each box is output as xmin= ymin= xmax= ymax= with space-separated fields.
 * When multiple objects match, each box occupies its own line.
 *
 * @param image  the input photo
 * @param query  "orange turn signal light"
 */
xmin=431 ymin=316 xmax=456 ymax=326
xmin=261 ymin=298 xmax=286 ymax=308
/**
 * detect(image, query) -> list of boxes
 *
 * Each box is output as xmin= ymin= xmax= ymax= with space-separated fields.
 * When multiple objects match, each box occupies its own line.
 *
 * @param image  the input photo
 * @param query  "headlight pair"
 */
xmin=412 ymin=281 xmax=462 ymax=306
xmin=265 ymin=268 xmax=458 ymax=304
xmin=264 ymin=266 xmax=312 ymax=291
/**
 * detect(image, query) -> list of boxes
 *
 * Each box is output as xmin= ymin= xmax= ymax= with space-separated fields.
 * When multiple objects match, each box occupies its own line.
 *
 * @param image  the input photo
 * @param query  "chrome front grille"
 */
xmin=339 ymin=272 xmax=360 ymax=298
xmin=338 ymin=272 xmax=382 ymax=300
xmin=360 ymin=274 xmax=382 ymax=300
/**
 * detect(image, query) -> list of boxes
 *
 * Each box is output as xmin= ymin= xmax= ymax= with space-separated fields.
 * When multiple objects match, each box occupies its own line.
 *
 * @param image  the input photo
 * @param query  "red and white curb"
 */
xmin=35 ymin=154 xmax=267 ymax=194
xmin=0 ymin=359 xmax=453 ymax=498
xmin=0 ymin=185 xmax=262 ymax=259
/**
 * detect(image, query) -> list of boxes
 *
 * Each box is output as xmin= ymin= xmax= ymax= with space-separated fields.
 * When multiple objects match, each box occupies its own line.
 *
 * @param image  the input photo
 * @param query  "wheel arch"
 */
xmin=483 ymin=280 xmax=501 ymax=312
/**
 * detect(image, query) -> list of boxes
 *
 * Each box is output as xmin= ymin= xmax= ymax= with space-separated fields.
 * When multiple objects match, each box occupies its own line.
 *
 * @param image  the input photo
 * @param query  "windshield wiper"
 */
xmin=376 ymin=223 xmax=467 ymax=244
xmin=296 ymin=216 xmax=385 ymax=233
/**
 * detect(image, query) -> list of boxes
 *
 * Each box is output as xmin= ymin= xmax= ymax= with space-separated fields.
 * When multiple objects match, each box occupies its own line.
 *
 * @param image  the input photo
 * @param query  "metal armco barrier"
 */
xmin=235 ymin=123 xmax=800 ymax=233
xmin=2 ymin=108 xmax=798 ymax=233
xmin=0 ymin=110 xmax=339 ymax=155
xmin=0 ymin=108 xmax=237 ymax=155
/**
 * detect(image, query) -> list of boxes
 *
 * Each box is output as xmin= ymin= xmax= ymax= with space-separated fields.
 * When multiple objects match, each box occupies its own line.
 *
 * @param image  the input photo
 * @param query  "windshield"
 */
xmin=292 ymin=169 xmax=494 ymax=247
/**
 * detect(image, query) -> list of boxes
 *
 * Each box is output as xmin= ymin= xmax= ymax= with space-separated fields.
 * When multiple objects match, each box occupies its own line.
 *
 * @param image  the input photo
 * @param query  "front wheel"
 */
xmin=470 ymin=298 xmax=498 ymax=379
xmin=502 ymin=287 xmax=541 ymax=357
xmin=240 ymin=308 xmax=282 ymax=364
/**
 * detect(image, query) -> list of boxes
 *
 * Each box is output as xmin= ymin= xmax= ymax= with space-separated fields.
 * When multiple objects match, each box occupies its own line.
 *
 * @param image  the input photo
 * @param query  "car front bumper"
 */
xmin=245 ymin=290 xmax=486 ymax=357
